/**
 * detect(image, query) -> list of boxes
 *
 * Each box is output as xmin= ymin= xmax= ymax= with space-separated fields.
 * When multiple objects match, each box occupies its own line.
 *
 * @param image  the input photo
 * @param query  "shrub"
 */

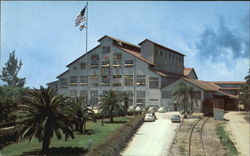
xmin=87 ymin=113 xmax=146 ymax=156
xmin=0 ymin=128 xmax=18 ymax=149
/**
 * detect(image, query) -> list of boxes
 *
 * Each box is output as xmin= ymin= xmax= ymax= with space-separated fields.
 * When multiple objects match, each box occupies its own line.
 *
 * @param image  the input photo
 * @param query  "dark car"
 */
xmin=171 ymin=114 xmax=181 ymax=123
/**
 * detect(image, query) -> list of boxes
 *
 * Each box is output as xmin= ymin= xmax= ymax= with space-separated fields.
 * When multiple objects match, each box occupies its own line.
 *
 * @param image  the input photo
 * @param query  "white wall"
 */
xmin=57 ymin=37 xmax=162 ymax=107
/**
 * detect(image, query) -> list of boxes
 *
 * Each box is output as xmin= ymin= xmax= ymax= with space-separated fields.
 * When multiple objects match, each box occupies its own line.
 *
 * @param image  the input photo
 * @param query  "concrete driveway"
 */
xmin=121 ymin=112 xmax=180 ymax=156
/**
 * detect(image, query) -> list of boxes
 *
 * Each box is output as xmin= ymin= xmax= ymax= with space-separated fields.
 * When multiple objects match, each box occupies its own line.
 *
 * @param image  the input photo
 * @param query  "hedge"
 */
xmin=0 ymin=127 xmax=18 ymax=149
xmin=87 ymin=113 xmax=146 ymax=156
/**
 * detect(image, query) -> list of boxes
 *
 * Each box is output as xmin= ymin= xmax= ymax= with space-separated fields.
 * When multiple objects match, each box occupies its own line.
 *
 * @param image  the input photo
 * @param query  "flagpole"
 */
xmin=85 ymin=2 xmax=88 ymax=106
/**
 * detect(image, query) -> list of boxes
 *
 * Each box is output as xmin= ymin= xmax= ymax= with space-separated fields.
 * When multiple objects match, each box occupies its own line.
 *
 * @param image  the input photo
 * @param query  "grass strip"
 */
xmin=216 ymin=123 xmax=239 ymax=156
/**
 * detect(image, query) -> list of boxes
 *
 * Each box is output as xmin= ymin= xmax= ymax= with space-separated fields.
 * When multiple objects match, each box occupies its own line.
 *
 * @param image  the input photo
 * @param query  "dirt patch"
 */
xmin=203 ymin=119 xmax=228 ymax=156
xmin=169 ymin=117 xmax=228 ymax=156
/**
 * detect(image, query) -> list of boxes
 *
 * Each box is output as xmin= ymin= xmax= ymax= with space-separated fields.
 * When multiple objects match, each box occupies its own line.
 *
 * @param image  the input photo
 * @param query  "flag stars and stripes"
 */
xmin=75 ymin=4 xmax=87 ymax=30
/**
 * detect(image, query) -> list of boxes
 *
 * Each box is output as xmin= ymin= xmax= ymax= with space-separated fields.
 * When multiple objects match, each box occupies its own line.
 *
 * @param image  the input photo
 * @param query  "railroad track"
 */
xmin=188 ymin=117 xmax=209 ymax=156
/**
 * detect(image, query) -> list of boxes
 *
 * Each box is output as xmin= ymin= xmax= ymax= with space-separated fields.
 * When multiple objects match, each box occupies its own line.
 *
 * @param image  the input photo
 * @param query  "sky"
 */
xmin=1 ymin=1 xmax=249 ymax=88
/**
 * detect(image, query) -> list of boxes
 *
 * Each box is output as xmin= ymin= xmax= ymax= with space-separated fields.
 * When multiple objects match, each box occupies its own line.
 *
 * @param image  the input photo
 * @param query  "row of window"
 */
xmin=69 ymin=89 xmax=145 ymax=106
xmin=155 ymin=50 xmax=183 ymax=63
xmin=78 ymin=60 xmax=134 ymax=69
xmin=61 ymin=75 xmax=159 ymax=88
xmin=162 ymin=91 xmax=201 ymax=99
xmin=91 ymin=54 xmax=121 ymax=61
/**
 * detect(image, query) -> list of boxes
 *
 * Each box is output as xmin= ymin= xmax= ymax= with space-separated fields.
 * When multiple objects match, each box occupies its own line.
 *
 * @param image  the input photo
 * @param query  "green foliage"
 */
xmin=16 ymin=86 xmax=75 ymax=153
xmin=0 ymin=86 xmax=28 ymax=124
xmin=99 ymin=90 xmax=125 ymax=122
xmin=1 ymin=50 xmax=25 ymax=87
xmin=118 ymin=91 xmax=133 ymax=115
xmin=172 ymin=81 xmax=197 ymax=113
xmin=70 ymin=96 xmax=96 ymax=133
xmin=172 ymin=82 xmax=189 ymax=113
xmin=239 ymin=69 xmax=250 ymax=111
xmin=1 ymin=117 xmax=130 ymax=155
xmin=87 ymin=113 xmax=145 ymax=156
xmin=216 ymin=123 xmax=239 ymax=156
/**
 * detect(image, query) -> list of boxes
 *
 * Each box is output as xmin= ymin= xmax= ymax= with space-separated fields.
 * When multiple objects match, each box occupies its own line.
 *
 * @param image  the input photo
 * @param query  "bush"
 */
xmin=87 ymin=113 xmax=146 ymax=156
xmin=0 ymin=128 xmax=18 ymax=149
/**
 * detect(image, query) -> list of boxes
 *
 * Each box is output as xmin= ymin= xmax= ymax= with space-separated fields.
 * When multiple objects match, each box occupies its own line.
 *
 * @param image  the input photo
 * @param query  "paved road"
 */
xmin=121 ymin=112 xmax=180 ymax=156
xmin=224 ymin=112 xmax=250 ymax=156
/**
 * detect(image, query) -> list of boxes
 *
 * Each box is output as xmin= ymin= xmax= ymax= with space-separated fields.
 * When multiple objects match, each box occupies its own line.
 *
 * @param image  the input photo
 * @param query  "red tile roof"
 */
xmin=210 ymin=81 xmax=246 ymax=84
xmin=220 ymin=88 xmax=241 ymax=90
xmin=184 ymin=68 xmax=198 ymax=79
xmin=184 ymin=68 xmax=192 ymax=76
xmin=183 ymin=78 xmax=220 ymax=91
xmin=182 ymin=78 xmax=238 ymax=99
xmin=138 ymin=39 xmax=185 ymax=56
xmin=150 ymin=68 xmax=186 ymax=78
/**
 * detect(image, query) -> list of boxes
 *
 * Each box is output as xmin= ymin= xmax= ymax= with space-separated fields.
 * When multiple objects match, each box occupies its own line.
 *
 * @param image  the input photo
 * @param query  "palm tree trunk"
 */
xmin=191 ymin=100 xmax=193 ymax=113
xmin=80 ymin=120 xmax=84 ymax=133
xmin=42 ymin=127 xmax=50 ymax=153
xmin=83 ymin=119 xmax=86 ymax=132
xmin=110 ymin=113 xmax=113 ymax=122
xmin=125 ymin=101 xmax=128 ymax=116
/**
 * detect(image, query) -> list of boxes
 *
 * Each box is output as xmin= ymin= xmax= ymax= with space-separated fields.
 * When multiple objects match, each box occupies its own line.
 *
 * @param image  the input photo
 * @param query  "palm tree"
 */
xmin=99 ymin=90 xmax=125 ymax=122
xmin=17 ymin=86 xmax=74 ymax=153
xmin=117 ymin=91 xmax=133 ymax=116
xmin=187 ymin=87 xmax=195 ymax=114
xmin=172 ymin=81 xmax=189 ymax=115
xmin=71 ymin=96 xmax=96 ymax=133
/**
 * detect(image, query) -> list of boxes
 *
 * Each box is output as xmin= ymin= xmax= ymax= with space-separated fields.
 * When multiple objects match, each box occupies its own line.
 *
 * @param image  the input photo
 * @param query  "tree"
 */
xmin=17 ymin=86 xmax=74 ymax=153
xmin=239 ymin=69 xmax=250 ymax=111
xmin=187 ymin=87 xmax=195 ymax=114
xmin=0 ymin=86 xmax=28 ymax=124
xmin=71 ymin=96 xmax=96 ymax=133
xmin=117 ymin=91 xmax=133 ymax=116
xmin=1 ymin=50 xmax=25 ymax=87
xmin=245 ymin=68 xmax=250 ymax=87
xmin=99 ymin=90 xmax=125 ymax=122
xmin=239 ymin=85 xmax=250 ymax=111
xmin=172 ymin=81 xmax=190 ymax=115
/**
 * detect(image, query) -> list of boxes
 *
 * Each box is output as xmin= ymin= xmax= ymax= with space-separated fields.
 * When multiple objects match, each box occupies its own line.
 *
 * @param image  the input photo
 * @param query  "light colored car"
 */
xmin=158 ymin=107 xmax=167 ymax=113
xmin=128 ymin=106 xmax=135 ymax=112
xmin=144 ymin=113 xmax=156 ymax=122
xmin=171 ymin=114 xmax=181 ymax=123
xmin=135 ymin=106 xmax=142 ymax=112
xmin=148 ymin=107 xmax=157 ymax=113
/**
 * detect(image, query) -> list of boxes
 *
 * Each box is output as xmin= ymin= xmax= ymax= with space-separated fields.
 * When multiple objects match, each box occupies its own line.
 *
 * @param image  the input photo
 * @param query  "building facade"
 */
xmin=48 ymin=35 xmax=242 ymax=112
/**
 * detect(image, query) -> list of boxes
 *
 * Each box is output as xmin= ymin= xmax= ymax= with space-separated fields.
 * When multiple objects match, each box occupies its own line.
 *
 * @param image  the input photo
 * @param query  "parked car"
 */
xmin=171 ymin=114 xmax=181 ymax=123
xmin=144 ymin=113 xmax=156 ymax=122
xmin=158 ymin=107 xmax=167 ymax=113
xmin=128 ymin=106 xmax=135 ymax=112
xmin=148 ymin=107 xmax=157 ymax=113
xmin=135 ymin=106 xmax=142 ymax=112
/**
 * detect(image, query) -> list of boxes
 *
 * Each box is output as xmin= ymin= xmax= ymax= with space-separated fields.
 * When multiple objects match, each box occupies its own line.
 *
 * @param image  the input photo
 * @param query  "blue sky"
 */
xmin=1 ymin=1 xmax=249 ymax=88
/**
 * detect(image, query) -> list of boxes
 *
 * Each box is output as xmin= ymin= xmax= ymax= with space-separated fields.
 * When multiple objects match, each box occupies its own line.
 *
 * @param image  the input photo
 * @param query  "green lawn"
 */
xmin=0 ymin=116 xmax=133 ymax=156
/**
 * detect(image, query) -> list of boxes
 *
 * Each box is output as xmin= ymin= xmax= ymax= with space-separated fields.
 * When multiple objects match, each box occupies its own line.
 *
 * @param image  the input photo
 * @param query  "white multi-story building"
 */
xmin=48 ymin=35 xmax=239 ymax=112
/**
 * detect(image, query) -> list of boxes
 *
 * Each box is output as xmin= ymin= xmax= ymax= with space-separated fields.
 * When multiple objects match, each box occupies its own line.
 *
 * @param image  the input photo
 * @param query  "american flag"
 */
xmin=75 ymin=5 xmax=87 ymax=30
